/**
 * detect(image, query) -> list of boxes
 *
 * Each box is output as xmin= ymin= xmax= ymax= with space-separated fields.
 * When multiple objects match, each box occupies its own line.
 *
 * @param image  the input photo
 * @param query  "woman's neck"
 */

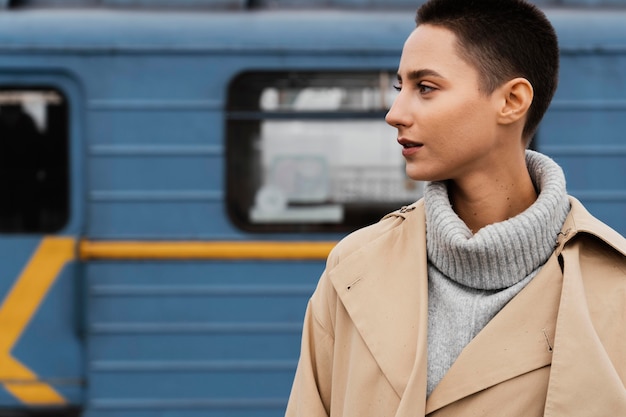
xmin=447 ymin=158 xmax=538 ymax=233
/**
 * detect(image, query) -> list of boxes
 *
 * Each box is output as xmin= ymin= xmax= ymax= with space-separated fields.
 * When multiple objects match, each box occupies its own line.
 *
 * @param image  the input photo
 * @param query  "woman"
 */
xmin=286 ymin=1 xmax=626 ymax=415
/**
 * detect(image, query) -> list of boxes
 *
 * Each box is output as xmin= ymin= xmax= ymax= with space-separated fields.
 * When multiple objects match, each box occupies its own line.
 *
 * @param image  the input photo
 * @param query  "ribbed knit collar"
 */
xmin=424 ymin=150 xmax=571 ymax=290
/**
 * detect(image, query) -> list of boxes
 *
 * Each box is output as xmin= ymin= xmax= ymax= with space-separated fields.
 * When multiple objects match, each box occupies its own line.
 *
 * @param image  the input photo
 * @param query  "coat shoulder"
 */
xmin=562 ymin=197 xmax=626 ymax=285
xmin=326 ymin=200 xmax=423 ymax=269
xmin=562 ymin=196 xmax=626 ymax=257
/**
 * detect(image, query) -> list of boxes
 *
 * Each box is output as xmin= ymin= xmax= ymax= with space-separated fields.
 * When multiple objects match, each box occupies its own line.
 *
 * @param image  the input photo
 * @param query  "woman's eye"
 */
xmin=418 ymin=83 xmax=435 ymax=94
xmin=392 ymin=83 xmax=434 ymax=94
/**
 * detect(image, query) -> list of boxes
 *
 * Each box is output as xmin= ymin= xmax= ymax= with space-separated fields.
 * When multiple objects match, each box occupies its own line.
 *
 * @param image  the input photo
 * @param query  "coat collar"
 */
xmin=328 ymin=197 xmax=626 ymax=416
xmin=327 ymin=200 xmax=564 ymax=414
xmin=555 ymin=196 xmax=626 ymax=257
xmin=327 ymin=201 xmax=428 ymax=409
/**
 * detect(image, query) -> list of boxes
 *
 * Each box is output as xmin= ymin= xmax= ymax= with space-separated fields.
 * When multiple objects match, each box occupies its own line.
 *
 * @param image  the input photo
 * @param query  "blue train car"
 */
xmin=0 ymin=1 xmax=624 ymax=416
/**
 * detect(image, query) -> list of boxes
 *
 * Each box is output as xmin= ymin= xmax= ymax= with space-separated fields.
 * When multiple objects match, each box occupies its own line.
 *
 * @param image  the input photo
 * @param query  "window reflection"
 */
xmin=227 ymin=71 xmax=423 ymax=233
xmin=0 ymin=89 xmax=69 ymax=233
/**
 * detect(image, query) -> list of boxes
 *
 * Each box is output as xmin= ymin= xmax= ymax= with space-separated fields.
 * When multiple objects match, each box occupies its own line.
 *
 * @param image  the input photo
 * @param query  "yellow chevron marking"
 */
xmin=0 ymin=237 xmax=75 ymax=405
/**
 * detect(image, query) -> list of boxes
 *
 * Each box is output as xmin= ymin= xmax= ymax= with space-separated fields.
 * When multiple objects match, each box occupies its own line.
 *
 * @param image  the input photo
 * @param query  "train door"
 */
xmin=0 ymin=74 xmax=83 ymax=414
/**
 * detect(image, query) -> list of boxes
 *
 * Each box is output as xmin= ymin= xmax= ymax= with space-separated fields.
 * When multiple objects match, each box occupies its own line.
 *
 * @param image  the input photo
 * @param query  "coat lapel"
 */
xmin=543 ymin=199 xmax=626 ymax=415
xmin=328 ymin=202 xmax=429 ymax=404
xmin=425 ymin=252 xmax=563 ymax=413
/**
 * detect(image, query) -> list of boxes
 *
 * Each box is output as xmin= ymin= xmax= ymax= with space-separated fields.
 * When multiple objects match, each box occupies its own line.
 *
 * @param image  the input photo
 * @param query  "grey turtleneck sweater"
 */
xmin=424 ymin=150 xmax=571 ymax=396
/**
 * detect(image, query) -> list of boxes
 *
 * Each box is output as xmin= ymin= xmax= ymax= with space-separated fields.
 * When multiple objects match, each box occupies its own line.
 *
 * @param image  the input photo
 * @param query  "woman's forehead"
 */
xmin=397 ymin=25 xmax=477 ymax=82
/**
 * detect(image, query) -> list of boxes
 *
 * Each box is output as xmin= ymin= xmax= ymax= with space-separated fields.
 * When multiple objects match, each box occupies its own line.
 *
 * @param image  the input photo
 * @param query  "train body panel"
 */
xmin=85 ymin=260 xmax=319 ymax=416
xmin=0 ymin=4 xmax=625 ymax=417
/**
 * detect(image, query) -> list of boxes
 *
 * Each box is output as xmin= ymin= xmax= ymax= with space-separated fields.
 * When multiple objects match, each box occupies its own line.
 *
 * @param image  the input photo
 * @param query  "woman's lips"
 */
xmin=398 ymin=138 xmax=423 ymax=157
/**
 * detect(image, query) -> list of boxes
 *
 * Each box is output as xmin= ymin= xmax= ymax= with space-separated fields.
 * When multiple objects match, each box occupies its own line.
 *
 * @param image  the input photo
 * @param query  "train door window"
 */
xmin=226 ymin=71 xmax=424 ymax=233
xmin=0 ymin=88 xmax=69 ymax=233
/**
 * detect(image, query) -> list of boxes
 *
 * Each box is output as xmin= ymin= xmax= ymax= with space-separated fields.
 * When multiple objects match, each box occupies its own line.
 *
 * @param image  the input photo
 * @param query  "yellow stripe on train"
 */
xmin=79 ymin=240 xmax=336 ymax=260
xmin=0 ymin=237 xmax=75 ymax=405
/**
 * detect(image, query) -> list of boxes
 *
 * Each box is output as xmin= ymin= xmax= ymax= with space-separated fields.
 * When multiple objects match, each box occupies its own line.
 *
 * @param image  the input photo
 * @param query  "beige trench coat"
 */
xmin=286 ymin=197 xmax=626 ymax=417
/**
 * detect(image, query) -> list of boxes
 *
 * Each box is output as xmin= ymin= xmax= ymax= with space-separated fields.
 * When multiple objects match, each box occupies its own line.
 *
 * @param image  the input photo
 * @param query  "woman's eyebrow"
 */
xmin=397 ymin=68 xmax=444 ymax=82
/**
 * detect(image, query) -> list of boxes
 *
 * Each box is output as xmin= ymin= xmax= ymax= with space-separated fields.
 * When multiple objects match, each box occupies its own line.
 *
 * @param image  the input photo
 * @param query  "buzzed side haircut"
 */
xmin=416 ymin=0 xmax=559 ymax=142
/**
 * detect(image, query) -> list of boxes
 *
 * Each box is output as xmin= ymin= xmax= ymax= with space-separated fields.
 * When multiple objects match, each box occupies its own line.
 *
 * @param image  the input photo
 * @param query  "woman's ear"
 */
xmin=497 ymin=77 xmax=533 ymax=125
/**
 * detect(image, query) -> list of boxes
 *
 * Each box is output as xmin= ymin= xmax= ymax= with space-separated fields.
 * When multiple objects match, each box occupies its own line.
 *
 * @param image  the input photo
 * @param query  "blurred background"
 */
xmin=0 ymin=0 xmax=624 ymax=416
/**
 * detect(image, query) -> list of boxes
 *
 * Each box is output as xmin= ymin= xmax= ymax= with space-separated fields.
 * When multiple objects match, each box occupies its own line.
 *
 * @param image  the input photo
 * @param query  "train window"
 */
xmin=226 ymin=71 xmax=424 ymax=233
xmin=0 ymin=88 xmax=69 ymax=233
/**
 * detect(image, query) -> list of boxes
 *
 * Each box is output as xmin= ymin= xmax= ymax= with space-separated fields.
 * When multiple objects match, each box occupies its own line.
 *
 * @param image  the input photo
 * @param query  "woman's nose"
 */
xmin=385 ymin=93 xmax=410 ymax=128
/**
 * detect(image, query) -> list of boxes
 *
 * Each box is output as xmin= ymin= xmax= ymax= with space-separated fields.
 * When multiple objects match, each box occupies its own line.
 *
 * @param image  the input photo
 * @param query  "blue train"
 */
xmin=0 ymin=0 xmax=624 ymax=416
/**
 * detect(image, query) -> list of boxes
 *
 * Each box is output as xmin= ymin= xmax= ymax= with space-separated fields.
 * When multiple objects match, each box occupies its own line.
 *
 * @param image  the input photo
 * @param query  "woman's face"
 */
xmin=386 ymin=24 xmax=507 ymax=183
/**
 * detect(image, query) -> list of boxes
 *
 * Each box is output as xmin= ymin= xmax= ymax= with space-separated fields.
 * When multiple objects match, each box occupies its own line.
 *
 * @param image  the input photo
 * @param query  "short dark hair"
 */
xmin=416 ymin=0 xmax=559 ymax=141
